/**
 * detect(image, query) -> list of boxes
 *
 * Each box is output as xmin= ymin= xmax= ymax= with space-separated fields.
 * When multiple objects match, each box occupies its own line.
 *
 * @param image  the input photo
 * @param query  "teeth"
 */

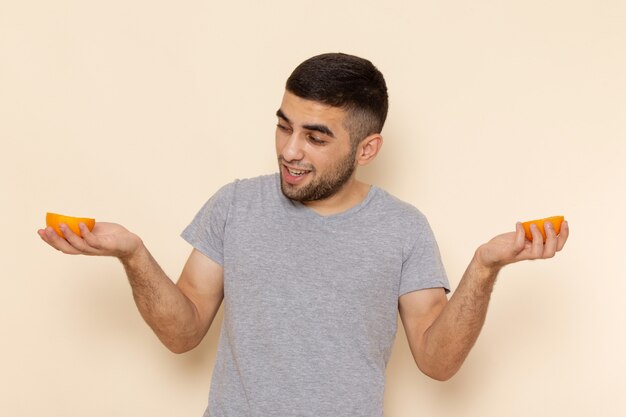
xmin=288 ymin=168 xmax=308 ymax=176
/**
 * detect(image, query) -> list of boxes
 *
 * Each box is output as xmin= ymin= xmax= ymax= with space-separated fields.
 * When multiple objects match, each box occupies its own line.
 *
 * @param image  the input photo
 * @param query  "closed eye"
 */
xmin=307 ymin=134 xmax=327 ymax=145
xmin=276 ymin=123 xmax=292 ymax=133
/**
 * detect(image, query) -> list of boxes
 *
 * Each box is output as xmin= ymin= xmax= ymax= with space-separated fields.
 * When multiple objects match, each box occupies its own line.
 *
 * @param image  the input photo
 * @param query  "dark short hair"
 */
xmin=286 ymin=53 xmax=389 ymax=144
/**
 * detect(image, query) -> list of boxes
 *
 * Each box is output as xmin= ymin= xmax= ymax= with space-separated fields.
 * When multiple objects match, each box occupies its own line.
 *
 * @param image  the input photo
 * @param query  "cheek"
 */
xmin=309 ymin=152 xmax=336 ymax=172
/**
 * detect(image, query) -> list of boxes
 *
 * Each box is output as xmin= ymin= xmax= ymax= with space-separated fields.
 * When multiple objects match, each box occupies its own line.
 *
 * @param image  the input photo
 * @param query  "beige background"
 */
xmin=2 ymin=1 xmax=625 ymax=416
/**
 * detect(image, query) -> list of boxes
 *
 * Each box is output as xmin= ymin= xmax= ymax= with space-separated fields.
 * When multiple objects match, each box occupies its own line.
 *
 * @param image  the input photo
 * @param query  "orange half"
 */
xmin=521 ymin=215 xmax=564 ymax=241
xmin=46 ymin=212 xmax=95 ymax=238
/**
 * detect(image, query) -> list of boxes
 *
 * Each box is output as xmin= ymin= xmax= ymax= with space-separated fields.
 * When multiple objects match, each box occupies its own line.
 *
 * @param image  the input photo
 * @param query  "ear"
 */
xmin=356 ymin=134 xmax=383 ymax=166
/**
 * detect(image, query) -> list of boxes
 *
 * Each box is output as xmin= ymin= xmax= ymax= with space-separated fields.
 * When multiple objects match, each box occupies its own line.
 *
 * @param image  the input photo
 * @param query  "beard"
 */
xmin=279 ymin=147 xmax=358 ymax=202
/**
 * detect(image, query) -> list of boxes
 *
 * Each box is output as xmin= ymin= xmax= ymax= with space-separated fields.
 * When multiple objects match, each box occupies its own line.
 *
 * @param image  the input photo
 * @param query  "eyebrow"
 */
xmin=276 ymin=109 xmax=336 ymax=138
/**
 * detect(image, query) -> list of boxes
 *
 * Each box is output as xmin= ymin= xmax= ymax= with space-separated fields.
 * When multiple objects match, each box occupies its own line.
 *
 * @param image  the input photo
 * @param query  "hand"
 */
xmin=474 ymin=220 xmax=569 ymax=271
xmin=38 ymin=221 xmax=143 ymax=261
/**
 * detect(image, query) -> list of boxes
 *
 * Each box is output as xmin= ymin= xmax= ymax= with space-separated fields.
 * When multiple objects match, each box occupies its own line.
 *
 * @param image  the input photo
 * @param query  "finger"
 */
xmin=59 ymin=223 xmax=99 ymax=255
xmin=556 ymin=220 xmax=569 ymax=252
xmin=79 ymin=223 xmax=104 ymax=251
xmin=513 ymin=222 xmax=527 ymax=253
xmin=37 ymin=227 xmax=54 ymax=245
xmin=39 ymin=226 xmax=83 ymax=255
xmin=529 ymin=224 xmax=545 ymax=258
xmin=542 ymin=221 xmax=558 ymax=258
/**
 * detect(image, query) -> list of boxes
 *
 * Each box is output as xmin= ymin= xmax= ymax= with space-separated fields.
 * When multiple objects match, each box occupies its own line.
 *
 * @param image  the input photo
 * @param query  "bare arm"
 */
xmin=399 ymin=220 xmax=569 ymax=381
xmin=38 ymin=222 xmax=223 ymax=353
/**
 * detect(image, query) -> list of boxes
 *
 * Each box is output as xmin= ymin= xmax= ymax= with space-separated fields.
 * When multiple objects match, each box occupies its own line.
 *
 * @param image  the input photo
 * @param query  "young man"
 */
xmin=38 ymin=53 xmax=568 ymax=417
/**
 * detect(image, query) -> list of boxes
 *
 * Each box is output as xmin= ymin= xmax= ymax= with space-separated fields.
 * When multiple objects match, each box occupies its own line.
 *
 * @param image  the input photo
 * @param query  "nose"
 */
xmin=279 ymin=133 xmax=305 ymax=162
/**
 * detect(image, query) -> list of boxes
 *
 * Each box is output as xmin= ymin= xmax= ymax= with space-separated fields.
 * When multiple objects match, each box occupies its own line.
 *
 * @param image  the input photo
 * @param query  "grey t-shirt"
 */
xmin=181 ymin=174 xmax=449 ymax=417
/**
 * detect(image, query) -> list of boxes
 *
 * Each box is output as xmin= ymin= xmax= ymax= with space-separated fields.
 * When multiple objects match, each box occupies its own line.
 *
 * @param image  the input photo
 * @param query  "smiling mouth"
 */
xmin=281 ymin=163 xmax=313 ymax=185
xmin=287 ymin=167 xmax=310 ymax=176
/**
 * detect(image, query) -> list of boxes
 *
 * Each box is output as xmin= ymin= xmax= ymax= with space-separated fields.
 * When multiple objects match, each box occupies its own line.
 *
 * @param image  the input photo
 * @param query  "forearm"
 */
xmin=120 ymin=243 xmax=203 ymax=352
xmin=421 ymin=254 xmax=499 ymax=379
xmin=38 ymin=221 xmax=217 ymax=352
xmin=404 ymin=221 xmax=568 ymax=381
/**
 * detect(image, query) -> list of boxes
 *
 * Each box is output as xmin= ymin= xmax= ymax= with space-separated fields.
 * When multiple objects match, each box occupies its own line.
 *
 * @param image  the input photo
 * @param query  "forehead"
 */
xmin=278 ymin=91 xmax=348 ymax=128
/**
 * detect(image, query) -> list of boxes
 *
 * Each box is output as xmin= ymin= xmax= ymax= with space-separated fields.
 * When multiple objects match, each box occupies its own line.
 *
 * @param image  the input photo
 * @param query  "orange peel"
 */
xmin=521 ymin=215 xmax=565 ymax=242
xmin=46 ymin=212 xmax=95 ymax=238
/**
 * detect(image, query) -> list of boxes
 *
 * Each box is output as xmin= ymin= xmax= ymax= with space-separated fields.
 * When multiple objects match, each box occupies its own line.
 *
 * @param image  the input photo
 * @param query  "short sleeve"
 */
xmin=398 ymin=214 xmax=450 ymax=296
xmin=180 ymin=182 xmax=235 ymax=266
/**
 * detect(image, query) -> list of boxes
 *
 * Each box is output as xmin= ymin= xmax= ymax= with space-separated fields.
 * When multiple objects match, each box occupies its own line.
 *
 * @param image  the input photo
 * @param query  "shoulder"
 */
xmin=224 ymin=174 xmax=279 ymax=205
xmin=230 ymin=174 xmax=278 ymax=194
xmin=370 ymin=187 xmax=430 ymax=229
xmin=208 ymin=174 xmax=278 ymax=202
xmin=202 ymin=174 xmax=283 ymax=218
xmin=190 ymin=174 xmax=278 ymax=216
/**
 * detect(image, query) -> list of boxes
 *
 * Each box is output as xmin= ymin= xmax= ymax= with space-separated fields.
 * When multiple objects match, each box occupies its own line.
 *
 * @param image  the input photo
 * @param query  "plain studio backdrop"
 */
xmin=1 ymin=1 xmax=624 ymax=416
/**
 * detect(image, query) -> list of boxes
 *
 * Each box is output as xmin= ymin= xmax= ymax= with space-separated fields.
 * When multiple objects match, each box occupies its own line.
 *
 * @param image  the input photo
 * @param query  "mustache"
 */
xmin=278 ymin=156 xmax=314 ymax=171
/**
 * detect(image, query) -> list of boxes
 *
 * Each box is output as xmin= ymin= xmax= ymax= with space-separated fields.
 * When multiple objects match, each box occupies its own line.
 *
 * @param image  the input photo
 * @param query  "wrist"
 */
xmin=472 ymin=247 xmax=502 ymax=279
xmin=118 ymin=234 xmax=145 ymax=265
